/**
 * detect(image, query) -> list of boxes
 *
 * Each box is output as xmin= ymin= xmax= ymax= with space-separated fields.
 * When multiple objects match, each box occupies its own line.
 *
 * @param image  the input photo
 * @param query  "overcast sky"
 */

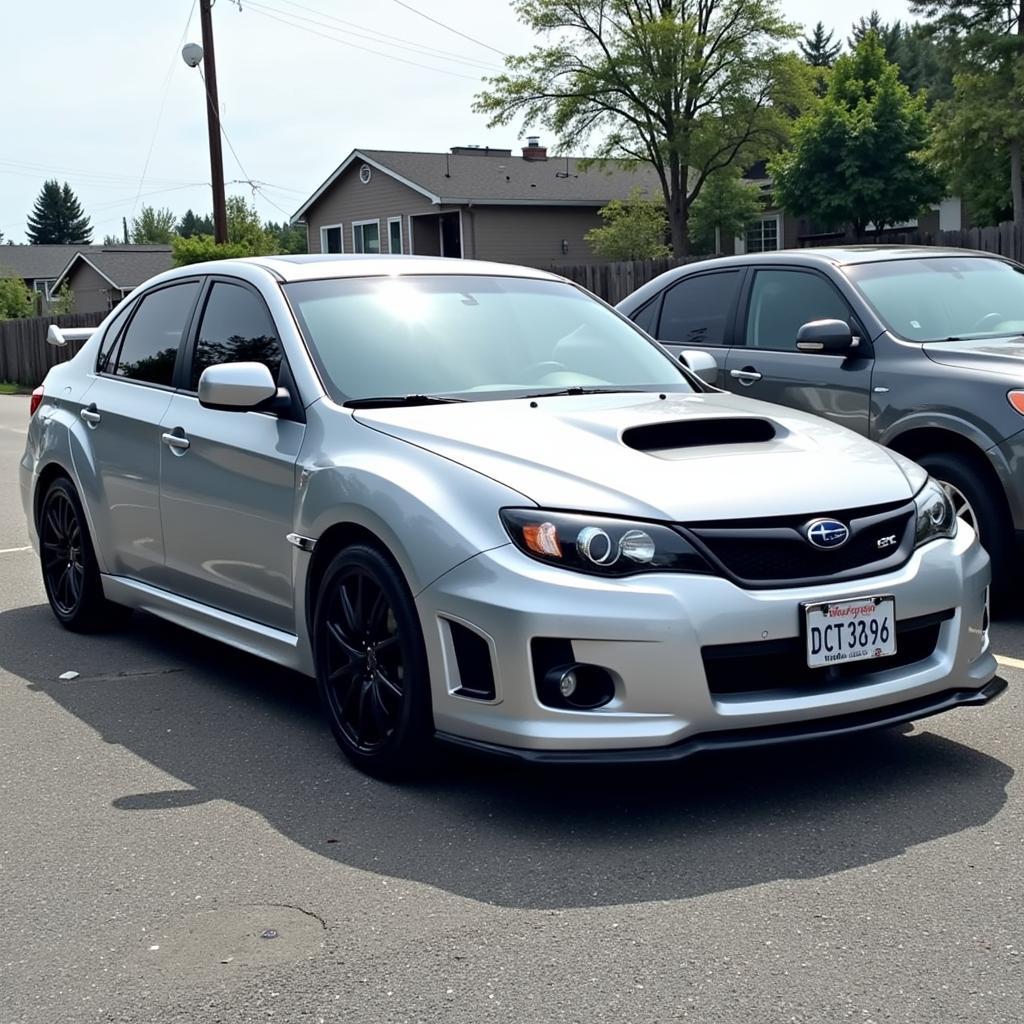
xmin=2 ymin=0 xmax=915 ymax=243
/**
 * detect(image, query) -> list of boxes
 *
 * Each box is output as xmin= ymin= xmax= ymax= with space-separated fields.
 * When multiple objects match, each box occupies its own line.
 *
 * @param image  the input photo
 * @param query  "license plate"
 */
xmin=804 ymin=596 xmax=896 ymax=669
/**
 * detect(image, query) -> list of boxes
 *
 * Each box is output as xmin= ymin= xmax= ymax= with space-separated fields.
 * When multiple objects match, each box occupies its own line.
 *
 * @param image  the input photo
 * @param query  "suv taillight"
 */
xmin=29 ymin=386 xmax=44 ymax=417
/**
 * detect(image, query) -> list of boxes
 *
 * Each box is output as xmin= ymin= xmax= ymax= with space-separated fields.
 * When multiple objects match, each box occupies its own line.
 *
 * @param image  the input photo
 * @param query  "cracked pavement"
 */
xmin=0 ymin=394 xmax=1021 ymax=1023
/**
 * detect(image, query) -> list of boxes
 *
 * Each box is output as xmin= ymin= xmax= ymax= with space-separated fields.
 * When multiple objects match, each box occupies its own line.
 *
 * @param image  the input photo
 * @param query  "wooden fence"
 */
xmin=554 ymin=221 xmax=1024 ymax=303
xmin=0 ymin=312 xmax=105 ymax=388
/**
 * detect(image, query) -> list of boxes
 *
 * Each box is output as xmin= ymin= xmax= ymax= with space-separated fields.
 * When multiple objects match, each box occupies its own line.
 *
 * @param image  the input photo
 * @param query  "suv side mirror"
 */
xmin=198 ymin=362 xmax=278 ymax=411
xmin=679 ymin=349 xmax=719 ymax=385
xmin=796 ymin=319 xmax=855 ymax=353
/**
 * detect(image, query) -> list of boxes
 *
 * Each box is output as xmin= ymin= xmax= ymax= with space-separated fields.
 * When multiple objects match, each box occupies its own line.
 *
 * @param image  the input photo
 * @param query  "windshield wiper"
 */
xmin=344 ymin=394 xmax=465 ymax=409
xmin=520 ymin=386 xmax=649 ymax=399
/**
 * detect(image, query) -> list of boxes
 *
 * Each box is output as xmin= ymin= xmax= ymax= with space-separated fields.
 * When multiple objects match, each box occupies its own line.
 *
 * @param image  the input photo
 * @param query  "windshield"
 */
xmin=283 ymin=275 xmax=692 ymax=403
xmin=846 ymin=257 xmax=1024 ymax=342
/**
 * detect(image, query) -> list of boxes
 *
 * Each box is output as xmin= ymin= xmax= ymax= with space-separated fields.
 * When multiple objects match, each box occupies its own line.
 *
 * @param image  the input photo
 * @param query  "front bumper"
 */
xmin=416 ymin=520 xmax=998 ymax=754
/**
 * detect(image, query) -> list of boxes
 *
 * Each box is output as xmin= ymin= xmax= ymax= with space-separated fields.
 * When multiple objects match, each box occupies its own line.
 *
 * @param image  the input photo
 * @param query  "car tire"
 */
xmin=916 ymin=451 xmax=1012 ymax=595
xmin=313 ymin=543 xmax=434 ymax=779
xmin=38 ymin=476 xmax=129 ymax=633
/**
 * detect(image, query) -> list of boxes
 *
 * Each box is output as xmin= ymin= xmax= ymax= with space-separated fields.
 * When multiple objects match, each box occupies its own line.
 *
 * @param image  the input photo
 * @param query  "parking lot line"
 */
xmin=995 ymin=654 xmax=1024 ymax=671
xmin=0 ymin=546 xmax=31 ymax=555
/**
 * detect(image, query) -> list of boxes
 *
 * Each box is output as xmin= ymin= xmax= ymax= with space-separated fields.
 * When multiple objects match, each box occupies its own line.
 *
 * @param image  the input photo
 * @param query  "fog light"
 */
xmin=559 ymin=670 xmax=578 ymax=698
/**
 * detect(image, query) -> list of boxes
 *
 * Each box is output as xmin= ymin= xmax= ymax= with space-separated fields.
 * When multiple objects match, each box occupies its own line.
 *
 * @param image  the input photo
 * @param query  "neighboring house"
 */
xmin=51 ymin=245 xmax=174 ymax=314
xmin=291 ymin=139 xmax=663 ymax=268
xmin=0 ymin=244 xmax=103 ymax=309
xmin=722 ymin=162 xmax=970 ymax=255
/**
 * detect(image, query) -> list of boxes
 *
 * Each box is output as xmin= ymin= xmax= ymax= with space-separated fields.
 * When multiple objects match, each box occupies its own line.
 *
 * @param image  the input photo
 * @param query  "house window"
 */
xmin=387 ymin=217 xmax=403 ymax=255
xmin=744 ymin=214 xmax=781 ymax=253
xmin=320 ymin=224 xmax=343 ymax=254
xmin=33 ymin=278 xmax=56 ymax=298
xmin=353 ymin=220 xmax=381 ymax=254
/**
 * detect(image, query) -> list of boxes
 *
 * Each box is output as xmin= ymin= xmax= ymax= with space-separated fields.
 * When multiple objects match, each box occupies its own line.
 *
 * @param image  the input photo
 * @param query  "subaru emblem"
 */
xmin=805 ymin=518 xmax=849 ymax=549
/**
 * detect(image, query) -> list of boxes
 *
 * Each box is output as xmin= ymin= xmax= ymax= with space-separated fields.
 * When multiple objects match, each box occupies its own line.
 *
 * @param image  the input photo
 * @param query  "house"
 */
xmin=290 ymin=139 xmax=663 ymax=268
xmin=724 ymin=162 xmax=970 ymax=254
xmin=51 ymin=245 xmax=174 ymax=314
xmin=0 ymin=244 xmax=103 ymax=309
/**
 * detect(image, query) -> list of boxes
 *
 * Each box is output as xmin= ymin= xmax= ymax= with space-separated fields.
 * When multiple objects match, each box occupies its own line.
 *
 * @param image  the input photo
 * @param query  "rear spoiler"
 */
xmin=46 ymin=325 xmax=96 ymax=347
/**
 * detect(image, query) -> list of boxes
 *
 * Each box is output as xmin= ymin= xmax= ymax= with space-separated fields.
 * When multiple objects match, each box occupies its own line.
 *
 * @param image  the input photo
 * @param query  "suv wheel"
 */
xmin=916 ymin=452 xmax=1012 ymax=595
xmin=313 ymin=544 xmax=433 ymax=779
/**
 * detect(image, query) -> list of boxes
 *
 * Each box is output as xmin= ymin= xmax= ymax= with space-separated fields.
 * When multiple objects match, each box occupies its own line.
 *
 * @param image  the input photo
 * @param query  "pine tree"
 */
xmin=175 ymin=209 xmax=214 ymax=238
xmin=799 ymin=22 xmax=842 ymax=67
xmin=25 ymin=180 xmax=92 ymax=244
xmin=849 ymin=10 xmax=903 ymax=62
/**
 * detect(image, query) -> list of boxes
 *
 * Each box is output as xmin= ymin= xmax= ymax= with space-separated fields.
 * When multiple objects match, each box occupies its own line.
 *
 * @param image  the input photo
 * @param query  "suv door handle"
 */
xmin=730 ymin=368 xmax=762 ymax=384
xmin=161 ymin=430 xmax=191 ymax=453
xmin=80 ymin=404 xmax=101 ymax=425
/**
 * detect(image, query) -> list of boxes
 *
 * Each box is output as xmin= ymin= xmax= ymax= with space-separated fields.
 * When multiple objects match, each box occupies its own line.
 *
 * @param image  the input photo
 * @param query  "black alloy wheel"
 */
xmin=41 ymin=487 xmax=85 ymax=617
xmin=38 ymin=476 xmax=127 ymax=632
xmin=314 ymin=544 xmax=432 ymax=777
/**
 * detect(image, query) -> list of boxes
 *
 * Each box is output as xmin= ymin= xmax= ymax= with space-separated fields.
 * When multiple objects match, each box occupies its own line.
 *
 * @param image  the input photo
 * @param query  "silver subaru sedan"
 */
xmin=20 ymin=255 xmax=1004 ymax=777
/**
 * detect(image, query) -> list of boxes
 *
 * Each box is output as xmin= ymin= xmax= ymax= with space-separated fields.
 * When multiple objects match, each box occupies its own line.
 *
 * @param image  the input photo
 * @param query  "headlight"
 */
xmin=914 ymin=478 xmax=957 ymax=547
xmin=500 ymin=509 xmax=714 ymax=577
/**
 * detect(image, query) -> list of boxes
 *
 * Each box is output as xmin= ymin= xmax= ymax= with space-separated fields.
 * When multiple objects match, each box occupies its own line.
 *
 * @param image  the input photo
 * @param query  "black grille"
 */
xmin=448 ymin=621 xmax=496 ymax=700
xmin=702 ymin=609 xmax=952 ymax=697
xmin=681 ymin=499 xmax=915 ymax=587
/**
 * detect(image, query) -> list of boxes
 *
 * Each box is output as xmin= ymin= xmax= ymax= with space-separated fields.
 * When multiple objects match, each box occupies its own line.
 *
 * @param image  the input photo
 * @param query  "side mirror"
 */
xmin=679 ymin=349 xmax=719 ymax=385
xmin=198 ymin=362 xmax=278 ymax=411
xmin=796 ymin=319 xmax=855 ymax=353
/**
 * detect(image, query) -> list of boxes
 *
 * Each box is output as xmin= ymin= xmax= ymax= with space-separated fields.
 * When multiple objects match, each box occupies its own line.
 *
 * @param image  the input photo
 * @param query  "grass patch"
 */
xmin=0 ymin=381 xmax=30 ymax=395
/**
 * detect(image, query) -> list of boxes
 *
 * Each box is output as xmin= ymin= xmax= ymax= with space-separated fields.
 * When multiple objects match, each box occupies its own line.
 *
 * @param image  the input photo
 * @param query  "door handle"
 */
xmin=161 ymin=431 xmax=191 ymax=452
xmin=80 ymin=405 xmax=101 ymax=425
xmin=730 ymin=368 xmax=763 ymax=384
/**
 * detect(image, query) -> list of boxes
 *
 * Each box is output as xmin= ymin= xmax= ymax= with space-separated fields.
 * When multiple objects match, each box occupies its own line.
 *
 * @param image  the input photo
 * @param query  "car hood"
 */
xmin=923 ymin=337 xmax=1024 ymax=379
xmin=352 ymin=392 xmax=922 ymax=521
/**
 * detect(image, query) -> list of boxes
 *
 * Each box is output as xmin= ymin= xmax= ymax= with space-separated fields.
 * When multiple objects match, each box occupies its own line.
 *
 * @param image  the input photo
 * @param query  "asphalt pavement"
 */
xmin=1 ymin=393 xmax=1021 ymax=1023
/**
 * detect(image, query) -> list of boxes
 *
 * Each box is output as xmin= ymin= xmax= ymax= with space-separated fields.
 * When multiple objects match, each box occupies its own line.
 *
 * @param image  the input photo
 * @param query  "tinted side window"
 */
xmin=112 ymin=282 xmax=199 ymax=385
xmin=657 ymin=272 xmax=741 ymax=346
xmin=95 ymin=300 xmax=135 ymax=374
xmin=744 ymin=270 xmax=850 ymax=350
xmin=190 ymin=282 xmax=282 ymax=390
xmin=630 ymin=297 xmax=661 ymax=335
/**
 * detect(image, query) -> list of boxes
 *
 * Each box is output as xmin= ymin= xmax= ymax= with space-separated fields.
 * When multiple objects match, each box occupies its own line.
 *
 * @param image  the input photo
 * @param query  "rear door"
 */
xmin=74 ymin=280 xmax=200 ymax=585
xmin=724 ymin=268 xmax=873 ymax=435
xmin=158 ymin=278 xmax=305 ymax=631
xmin=650 ymin=269 xmax=744 ymax=385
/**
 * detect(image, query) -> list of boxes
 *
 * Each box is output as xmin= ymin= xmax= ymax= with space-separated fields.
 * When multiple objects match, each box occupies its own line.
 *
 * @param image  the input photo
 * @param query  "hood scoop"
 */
xmin=623 ymin=417 xmax=777 ymax=455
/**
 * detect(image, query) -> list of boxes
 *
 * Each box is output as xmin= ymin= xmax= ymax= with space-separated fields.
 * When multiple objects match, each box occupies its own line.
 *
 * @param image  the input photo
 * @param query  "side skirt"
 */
xmin=101 ymin=574 xmax=314 ymax=676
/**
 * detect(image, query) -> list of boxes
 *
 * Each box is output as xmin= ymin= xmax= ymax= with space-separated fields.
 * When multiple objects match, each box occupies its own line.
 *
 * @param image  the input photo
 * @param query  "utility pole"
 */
xmin=199 ymin=0 xmax=228 ymax=243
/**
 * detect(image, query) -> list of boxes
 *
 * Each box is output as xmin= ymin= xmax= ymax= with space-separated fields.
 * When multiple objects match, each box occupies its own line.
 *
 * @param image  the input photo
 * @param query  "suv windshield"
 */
xmin=284 ymin=275 xmax=691 ymax=403
xmin=846 ymin=257 xmax=1024 ymax=342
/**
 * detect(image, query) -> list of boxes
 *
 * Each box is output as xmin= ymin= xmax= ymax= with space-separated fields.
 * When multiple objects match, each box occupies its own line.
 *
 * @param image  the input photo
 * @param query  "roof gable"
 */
xmin=292 ymin=148 xmax=662 ymax=222
xmin=53 ymin=246 xmax=174 ymax=292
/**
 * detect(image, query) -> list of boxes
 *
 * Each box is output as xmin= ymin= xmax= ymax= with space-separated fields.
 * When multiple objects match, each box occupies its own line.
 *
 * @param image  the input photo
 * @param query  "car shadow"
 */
xmin=0 ymin=603 xmax=1012 ymax=910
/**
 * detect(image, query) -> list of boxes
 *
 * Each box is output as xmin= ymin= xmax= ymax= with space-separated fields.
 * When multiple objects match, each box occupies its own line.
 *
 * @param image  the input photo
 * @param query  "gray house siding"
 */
xmin=466 ymin=205 xmax=604 ymax=268
xmin=65 ymin=263 xmax=119 ymax=314
xmin=304 ymin=164 xmax=435 ymax=254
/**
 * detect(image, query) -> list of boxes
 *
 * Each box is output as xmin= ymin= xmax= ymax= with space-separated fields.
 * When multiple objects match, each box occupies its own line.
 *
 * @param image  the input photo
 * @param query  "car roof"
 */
xmin=615 ymin=245 xmax=1014 ymax=310
xmin=148 ymin=253 xmax=566 ymax=286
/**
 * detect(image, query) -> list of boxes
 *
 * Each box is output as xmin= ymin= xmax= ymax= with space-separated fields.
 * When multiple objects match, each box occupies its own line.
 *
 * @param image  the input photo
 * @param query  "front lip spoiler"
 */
xmin=435 ymin=676 xmax=1008 ymax=765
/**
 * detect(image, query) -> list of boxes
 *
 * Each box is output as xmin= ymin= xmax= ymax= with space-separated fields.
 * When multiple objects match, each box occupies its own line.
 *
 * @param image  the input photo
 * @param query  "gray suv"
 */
xmin=618 ymin=246 xmax=1024 ymax=593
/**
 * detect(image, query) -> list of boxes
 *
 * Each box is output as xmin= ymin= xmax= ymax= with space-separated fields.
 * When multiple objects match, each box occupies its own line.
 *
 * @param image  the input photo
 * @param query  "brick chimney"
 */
xmin=522 ymin=135 xmax=548 ymax=161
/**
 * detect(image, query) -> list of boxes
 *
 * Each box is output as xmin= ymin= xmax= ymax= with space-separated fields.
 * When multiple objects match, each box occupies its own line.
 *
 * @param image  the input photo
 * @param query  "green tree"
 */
xmin=130 ymin=206 xmax=176 ymax=244
xmin=0 ymin=275 xmax=36 ymax=319
xmin=800 ymin=22 xmax=842 ymax=67
xmin=585 ymin=189 xmax=671 ymax=259
xmin=102 ymin=234 xmax=120 ymax=245
xmin=474 ymin=0 xmax=808 ymax=258
xmin=26 ymin=180 xmax=92 ymax=244
xmin=265 ymin=220 xmax=308 ymax=254
xmin=913 ymin=0 xmax=1024 ymax=226
xmin=848 ymin=11 xmax=903 ymax=61
xmin=171 ymin=196 xmax=277 ymax=267
xmin=176 ymin=209 xmax=214 ymax=237
xmin=689 ymin=169 xmax=765 ymax=254
xmin=49 ymin=281 xmax=75 ymax=315
xmin=771 ymin=32 xmax=943 ymax=237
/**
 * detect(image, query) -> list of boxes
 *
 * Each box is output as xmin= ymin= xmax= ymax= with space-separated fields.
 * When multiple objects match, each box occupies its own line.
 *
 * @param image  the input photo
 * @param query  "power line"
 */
xmin=242 ymin=4 xmax=485 ymax=80
xmin=130 ymin=0 xmax=199 ymax=221
xmin=388 ymin=0 xmax=508 ymax=57
xmin=252 ymin=0 xmax=501 ymax=71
